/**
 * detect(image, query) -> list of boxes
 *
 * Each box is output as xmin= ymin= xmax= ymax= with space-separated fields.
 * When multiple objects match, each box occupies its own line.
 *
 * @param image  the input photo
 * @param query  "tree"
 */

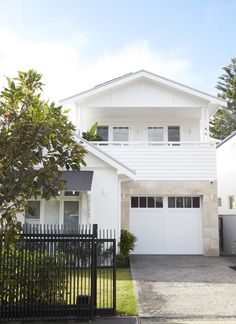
xmin=0 ymin=70 xmax=86 ymax=242
xmin=210 ymin=57 xmax=236 ymax=140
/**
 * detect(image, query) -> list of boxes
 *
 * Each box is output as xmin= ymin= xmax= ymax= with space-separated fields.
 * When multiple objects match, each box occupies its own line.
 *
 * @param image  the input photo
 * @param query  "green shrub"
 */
xmin=118 ymin=229 xmax=137 ymax=258
xmin=116 ymin=253 xmax=127 ymax=267
xmin=117 ymin=230 xmax=137 ymax=267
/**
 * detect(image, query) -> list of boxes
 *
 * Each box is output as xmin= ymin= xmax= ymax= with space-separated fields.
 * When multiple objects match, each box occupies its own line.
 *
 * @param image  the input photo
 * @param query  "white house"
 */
xmin=217 ymin=131 xmax=236 ymax=254
xmin=23 ymin=70 xmax=225 ymax=256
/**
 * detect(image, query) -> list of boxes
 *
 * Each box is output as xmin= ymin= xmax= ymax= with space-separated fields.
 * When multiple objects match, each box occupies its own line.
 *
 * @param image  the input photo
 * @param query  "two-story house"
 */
xmin=23 ymin=70 xmax=225 ymax=256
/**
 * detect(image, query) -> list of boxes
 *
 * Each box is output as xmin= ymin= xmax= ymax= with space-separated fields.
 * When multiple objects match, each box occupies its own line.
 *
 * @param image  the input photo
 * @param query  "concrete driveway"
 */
xmin=130 ymin=255 xmax=236 ymax=319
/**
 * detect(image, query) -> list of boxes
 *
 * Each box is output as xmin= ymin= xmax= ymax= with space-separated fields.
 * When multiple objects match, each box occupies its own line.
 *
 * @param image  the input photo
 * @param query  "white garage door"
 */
xmin=130 ymin=196 xmax=203 ymax=254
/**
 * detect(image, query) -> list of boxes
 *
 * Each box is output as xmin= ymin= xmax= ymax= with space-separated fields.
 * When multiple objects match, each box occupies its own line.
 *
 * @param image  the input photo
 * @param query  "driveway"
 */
xmin=130 ymin=255 xmax=236 ymax=319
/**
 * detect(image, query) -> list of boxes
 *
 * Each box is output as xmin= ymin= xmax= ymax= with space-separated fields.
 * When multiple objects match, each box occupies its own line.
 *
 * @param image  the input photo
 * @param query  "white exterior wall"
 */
xmin=217 ymin=135 xmax=236 ymax=215
xmin=82 ymin=153 xmax=120 ymax=234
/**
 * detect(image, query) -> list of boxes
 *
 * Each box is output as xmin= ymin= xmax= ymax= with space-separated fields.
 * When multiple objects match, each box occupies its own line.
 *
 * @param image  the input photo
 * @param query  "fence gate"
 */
xmin=0 ymin=224 xmax=116 ymax=321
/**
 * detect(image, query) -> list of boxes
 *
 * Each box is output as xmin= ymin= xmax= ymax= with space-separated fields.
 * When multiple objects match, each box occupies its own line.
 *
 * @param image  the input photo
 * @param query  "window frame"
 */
xmin=145 ymin=124 xmax=181 ymax=142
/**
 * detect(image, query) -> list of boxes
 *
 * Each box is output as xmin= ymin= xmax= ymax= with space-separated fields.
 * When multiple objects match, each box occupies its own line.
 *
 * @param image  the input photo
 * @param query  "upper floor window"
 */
xmin=97 ymin=126 xmax=108 ymax=141
xmin=147 ymin=127 xmax=164 ymax=142
xmin=218 ymin=198 xmax=222 ymax=207
xmin=113 ymin=127 xmax=129 ymax=141
xmin=168 ymin=126 xmax=180 ymax=142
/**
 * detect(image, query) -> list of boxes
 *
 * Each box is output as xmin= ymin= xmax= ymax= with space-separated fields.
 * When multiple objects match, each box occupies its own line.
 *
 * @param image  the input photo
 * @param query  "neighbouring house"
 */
xmin=21 ymin=70 xmax=225 ymax=256
xmin=217 ymin=131 xmax=236 ymax=255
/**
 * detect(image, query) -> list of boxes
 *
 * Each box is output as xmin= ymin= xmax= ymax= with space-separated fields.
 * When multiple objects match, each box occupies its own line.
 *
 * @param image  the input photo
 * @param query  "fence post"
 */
xmin=92 ymin=224 xmax=98 ymax=317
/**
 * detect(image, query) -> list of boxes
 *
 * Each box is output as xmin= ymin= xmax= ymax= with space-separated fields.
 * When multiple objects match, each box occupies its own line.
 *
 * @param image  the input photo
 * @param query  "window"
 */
xmin=147 ymin=127 xmax=164 ymax=142
xmin=131 ymin=197 xmax=138 ymax=208
xmin=131 ymin=196 xmax=163 ymax=208
xmin=229 ymin=196 xmax=235 ymax=209
xmin=139 ymin=197 xmax=147 ymax=208
xmin=97 ymin=126 xmax=108 ymax=141
xmin=184 ymin=197 xmax=192 ymax=208
xmin=25 ymin=192 xmax=80 ymax=226
xmin=168 ymin=197 xmax=175 ymax=208
xmin=168 ymin=126 xmax=180 ymax=142
xmin=176 ymin=197 xmax=184 ymax=208
xmin=25 ymin=201 xmax=40 ymax=220
xmin=192 ymin=197 xmax=200 ymax=208
xmin=113 ymin=127 xmax=129 ymax=141
xmin=64 ymin=201 xmax=79 ymax=226
xmin=218 ymin=197 xmax=222 ymax=207
xmin=168 ymin=197 xmax=200 ymax=208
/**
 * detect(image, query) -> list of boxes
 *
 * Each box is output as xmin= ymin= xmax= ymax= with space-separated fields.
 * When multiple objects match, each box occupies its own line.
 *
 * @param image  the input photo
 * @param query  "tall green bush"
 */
xmin=117 ymin=229 xmax=137 ymax=267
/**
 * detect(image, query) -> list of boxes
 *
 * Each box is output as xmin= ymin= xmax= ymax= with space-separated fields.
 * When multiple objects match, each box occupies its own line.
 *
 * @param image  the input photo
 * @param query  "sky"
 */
xmin=0 ymin=0 xmax=235 ymax=102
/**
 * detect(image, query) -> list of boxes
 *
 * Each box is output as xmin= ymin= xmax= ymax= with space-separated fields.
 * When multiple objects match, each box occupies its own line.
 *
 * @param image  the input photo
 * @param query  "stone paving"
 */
xmin=130 ymin=255 xmax=236 ymax=319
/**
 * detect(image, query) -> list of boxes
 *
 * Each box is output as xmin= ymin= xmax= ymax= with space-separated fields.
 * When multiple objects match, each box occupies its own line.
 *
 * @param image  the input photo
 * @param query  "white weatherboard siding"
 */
xmin=95 ymin=144 xmax=216 ymax=180
xmin=130 ymin=202 xmax=203 ymax=254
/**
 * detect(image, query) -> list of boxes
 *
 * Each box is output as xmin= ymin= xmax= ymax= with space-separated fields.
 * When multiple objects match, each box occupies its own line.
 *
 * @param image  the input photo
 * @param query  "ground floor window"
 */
xmin=25 ymin=191 xmax=80 ymax=226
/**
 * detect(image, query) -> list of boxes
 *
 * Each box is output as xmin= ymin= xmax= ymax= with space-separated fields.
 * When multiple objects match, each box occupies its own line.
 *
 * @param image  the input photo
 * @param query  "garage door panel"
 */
xmin=130 ymin=196 xmax=203 ymax=255
xmin=164 ymin=211 xmax=203 ymax=254
xmin=130 ymin=209 xmax=164 ymax=254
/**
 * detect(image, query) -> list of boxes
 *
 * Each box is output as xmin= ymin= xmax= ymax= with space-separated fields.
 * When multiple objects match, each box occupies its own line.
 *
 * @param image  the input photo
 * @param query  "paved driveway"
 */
xmin=130 ymin=255 xmax=236 ymax=319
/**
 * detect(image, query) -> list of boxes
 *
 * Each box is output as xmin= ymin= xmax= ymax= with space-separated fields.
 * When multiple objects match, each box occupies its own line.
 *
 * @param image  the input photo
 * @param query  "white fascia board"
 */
xmin=60 ymin=70 xmax=226 ymax=107
xmin=74 ymin=135 xmax=136 ymax=180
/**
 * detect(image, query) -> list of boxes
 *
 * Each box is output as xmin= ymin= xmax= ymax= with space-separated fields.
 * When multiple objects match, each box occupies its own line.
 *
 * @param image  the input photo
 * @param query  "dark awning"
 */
xmin=59 ymin=171 xmax=93 ymax=191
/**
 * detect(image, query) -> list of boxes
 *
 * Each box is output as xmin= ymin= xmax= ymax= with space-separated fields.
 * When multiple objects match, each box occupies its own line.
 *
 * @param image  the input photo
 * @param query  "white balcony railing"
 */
xmin=90 ymin=141 xmax=215 ymax=147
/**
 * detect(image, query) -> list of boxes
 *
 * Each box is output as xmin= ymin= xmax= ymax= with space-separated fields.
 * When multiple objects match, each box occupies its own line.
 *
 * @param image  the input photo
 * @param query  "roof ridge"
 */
xmin=60 ymin=69 xmax=226 ymax=105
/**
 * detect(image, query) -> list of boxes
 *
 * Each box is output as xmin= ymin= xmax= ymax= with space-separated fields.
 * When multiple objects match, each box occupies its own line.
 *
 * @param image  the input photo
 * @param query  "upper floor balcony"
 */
xmin=87 ymin=141 xmax=217 ymax=181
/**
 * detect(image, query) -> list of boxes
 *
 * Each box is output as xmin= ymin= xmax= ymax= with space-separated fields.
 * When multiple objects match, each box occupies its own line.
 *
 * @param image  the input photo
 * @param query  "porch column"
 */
xmin=78 ymin=106 xmax=84 ymax=136
xmin=200 ymin=107 xmax=207 ymax=142
xmin=87 ymin=191 xmax=92 ymax=224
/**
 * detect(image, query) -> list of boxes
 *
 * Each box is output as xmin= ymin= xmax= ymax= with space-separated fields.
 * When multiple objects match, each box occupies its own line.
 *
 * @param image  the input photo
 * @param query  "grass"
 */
xmin=116 ymin=268 xmax=138 ymax=316
xmin=66 ymin=267 xmax=138 ymax=316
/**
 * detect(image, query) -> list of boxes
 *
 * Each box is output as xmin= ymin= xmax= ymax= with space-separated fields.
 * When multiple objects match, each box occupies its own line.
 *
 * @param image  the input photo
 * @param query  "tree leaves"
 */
xmin=0 ymin=70 xmax=86 ymax=243
xmin=210 ymin=57 xmax=236 ymax=140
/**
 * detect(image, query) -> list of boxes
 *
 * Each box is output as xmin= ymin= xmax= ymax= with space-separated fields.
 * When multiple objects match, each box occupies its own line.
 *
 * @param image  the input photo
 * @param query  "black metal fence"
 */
xmin=0 ymin=224 xmax=116 ymax=321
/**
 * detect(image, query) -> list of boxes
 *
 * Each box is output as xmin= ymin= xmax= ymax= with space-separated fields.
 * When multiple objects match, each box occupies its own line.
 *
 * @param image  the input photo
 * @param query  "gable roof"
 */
xmin=73 ymin=134 xmax=136 ymax=179
xmin=61 ymin=69 xmax=226 ymax=107
xmin=217 ymin=131 xmax=236 ymax=149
